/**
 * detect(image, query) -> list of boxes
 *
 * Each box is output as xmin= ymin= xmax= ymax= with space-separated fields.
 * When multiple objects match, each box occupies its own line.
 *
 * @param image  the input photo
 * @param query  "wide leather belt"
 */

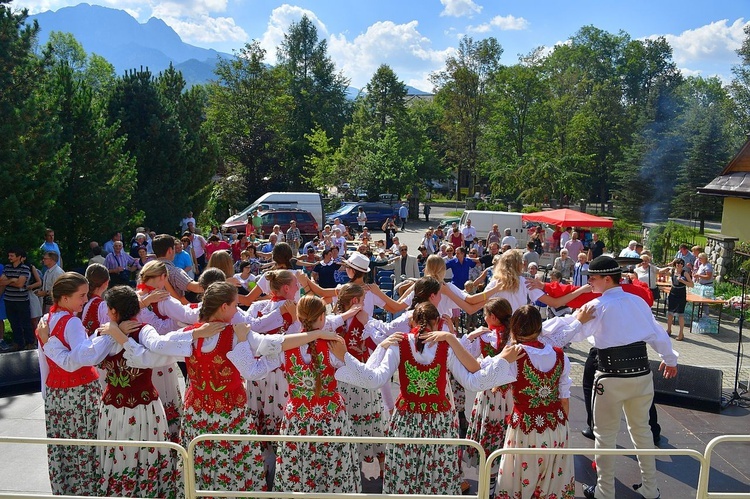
xmin=597 ymin=341 xmax=650 ymax=375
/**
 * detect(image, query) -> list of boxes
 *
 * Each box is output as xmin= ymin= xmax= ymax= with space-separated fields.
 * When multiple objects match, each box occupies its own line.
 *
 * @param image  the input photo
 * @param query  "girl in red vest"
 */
xmin=461 ymin=298 xmax=515 ymax=496
xmin=95 ymin=285 xmax=183 ymax=498
xmin=37 ymin=272 xmax=106 ymax=495
xmin=335 ymin=301 xmax=524 ymax=495
xmin=332 ymin=283 xmax=386 ymax=479
xmin=273 ymin=295 xmax=360 ymax=493
xmin=496 ymin=305 xmax=575 ymax=499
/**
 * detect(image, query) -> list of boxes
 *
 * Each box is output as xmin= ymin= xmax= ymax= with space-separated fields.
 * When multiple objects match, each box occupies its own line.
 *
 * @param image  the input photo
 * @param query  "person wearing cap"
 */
xmin=500 ymin=227 xmax=517 ymax=249
xmin=619 ymin=240 xmax=640 ymax=258
xmin=570 ymin=255 xmax=677 ymax=499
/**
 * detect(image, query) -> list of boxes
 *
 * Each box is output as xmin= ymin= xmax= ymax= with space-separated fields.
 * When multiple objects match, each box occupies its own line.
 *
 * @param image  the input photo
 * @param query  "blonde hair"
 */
xmin=423 ymin=254 xmax=447 ymax=282
xmin=207 ymin=251 xmax=234 ymax=279
xmin=335 ymin=283 xmax=364 ymax=313
xmin=297 ymin=295 xmax=327 ymax=331
xmin=138 ymin=260 xmax=167 ymax=283
xmin=492 ymin=249 xmax=522 ymax=291
xmin=265 ymin=269 xmax=296 ymax=293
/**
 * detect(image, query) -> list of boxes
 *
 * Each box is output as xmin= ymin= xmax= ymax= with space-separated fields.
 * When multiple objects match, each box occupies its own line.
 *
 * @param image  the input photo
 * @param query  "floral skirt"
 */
xmin=274 ymin=410 xmax=361 ymax=493
xmin=383 ymin=409 xmax=461 ymax=495
xmin=338 ymin=381 xmax=386 ymax=462
xmin=97 ymin=400 xmax=181 ymax=498
xmin=181 ymin=405 xmax=266 ymax=496
xmin=450 ymin=371 xmax=465 ymax=412
xmin=466 ymin=386 xmax=513 ymax=467
xmin=247 ymin=368 xmax=288 ymax=435
xmin=496 ymin=423 xmax=575 ymax=499
xmin=152 ymin=363 xmax=183 ymax=443
xmin=44 ymin=380 xmax=102 ymax=496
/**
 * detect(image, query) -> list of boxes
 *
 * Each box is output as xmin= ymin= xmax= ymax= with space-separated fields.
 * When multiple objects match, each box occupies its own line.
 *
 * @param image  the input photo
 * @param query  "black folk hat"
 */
xmin=582 ymin=255 xmax=621 ymax=276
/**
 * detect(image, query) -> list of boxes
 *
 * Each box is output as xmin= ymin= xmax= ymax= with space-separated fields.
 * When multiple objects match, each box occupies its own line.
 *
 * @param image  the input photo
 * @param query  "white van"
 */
xmin=225 ymin=192 xmax=325 ymax=226
xmin=459 ymin=210 xmax=528 ymax=248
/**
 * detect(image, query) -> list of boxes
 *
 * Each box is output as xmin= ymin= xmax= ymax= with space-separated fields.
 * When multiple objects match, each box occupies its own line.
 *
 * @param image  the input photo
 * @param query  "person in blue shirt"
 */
xmin=40 ymin=228 xmax=62 ymax=269
xmin=445 ymin=246 xmax=476 ymax=290
xmin=398 ymin=202 xmax=409 ymax=230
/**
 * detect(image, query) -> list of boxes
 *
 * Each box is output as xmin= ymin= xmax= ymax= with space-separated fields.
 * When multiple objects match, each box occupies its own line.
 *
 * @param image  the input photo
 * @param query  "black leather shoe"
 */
xmin=583 ymin=484 xmax=597 ymax=498
xmin=633 ymin=483 xmax=660 ymax=498
xmin=581 ymin=427 xmax=595 ymax=440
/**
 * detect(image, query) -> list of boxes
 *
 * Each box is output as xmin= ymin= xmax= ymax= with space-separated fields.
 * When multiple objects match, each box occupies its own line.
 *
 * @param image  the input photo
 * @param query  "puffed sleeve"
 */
xmin=539 ymin=315 xmax=583 ymax=349
xmin=159 ymin=296 xmax=200 ymax=325
xmin=234 ymin=308 xmax=284 ymax=331
xmin=558 ymin=353 xmax=572 ymax=399
xmin=227 ymin=340 xmax=282 ymax=380
xmin=136 ymin=325 xmax=196 ymax=357
xmin=122 ymin=325 xmax=184 ymax=368
xmin=447 ymin=348 xmax=516 ymax=392
xmin=324 ymin=313 xmax=345 ymax=331
xmin=459 ymin=335 xmax=482 ymax=358
xmin=137 ymin=308 xmax=178 ymax=335
xmin=250 ymin=331 xmax=285 ymax=357
xmin=43 ymin=335 xmax=115 ymax=372
xmin=334 ymin=344 xmax=399 ymax=389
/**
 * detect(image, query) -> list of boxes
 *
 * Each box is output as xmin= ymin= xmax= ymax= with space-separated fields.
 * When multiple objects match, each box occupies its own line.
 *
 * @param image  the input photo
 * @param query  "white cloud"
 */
xmin=259 ymin=4 xmax=328 ymax=63
xmin=158 ymin=15 xmax=247 ymax=43
xmin=467 ymin=14 xmax=529 ymax=34
xmin=440 ymin=0 xmax=482 ymax=18
xmin=650 ymin=18 xmax=748 ymax=66
xmin=327 ymin=20 xmax=454 ymax=89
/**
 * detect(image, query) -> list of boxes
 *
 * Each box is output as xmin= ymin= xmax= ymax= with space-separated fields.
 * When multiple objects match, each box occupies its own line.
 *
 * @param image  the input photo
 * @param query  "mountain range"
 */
xmin=28 ymin=3 xmax=430 ymax=94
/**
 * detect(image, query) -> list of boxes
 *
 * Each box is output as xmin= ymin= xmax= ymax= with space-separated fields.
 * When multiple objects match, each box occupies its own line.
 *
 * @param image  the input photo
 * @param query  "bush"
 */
xmin=645 ymin=222 xmax=699 ymax=264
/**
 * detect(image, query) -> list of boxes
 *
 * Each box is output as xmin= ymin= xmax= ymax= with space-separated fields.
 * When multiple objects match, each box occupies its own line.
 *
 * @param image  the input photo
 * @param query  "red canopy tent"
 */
xmin=521 ymin=208 xmax=613 ymax=228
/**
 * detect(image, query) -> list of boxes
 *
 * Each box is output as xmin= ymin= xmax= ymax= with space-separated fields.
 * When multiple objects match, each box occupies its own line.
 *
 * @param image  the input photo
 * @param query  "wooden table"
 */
xmin=655 ymin=283 xmax=727 ymax=333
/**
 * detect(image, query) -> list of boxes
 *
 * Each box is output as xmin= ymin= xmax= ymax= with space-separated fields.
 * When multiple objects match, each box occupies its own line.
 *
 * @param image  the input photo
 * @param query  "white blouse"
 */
xmin=158 ymin=295 xmax=284 ymax=331
xmin=335 ymin=335 xmax=516 ymax=393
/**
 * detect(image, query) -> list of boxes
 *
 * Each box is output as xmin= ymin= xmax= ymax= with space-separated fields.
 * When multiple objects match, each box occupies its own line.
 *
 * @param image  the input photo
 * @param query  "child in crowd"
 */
xmin=496 ymin=305 xmax=575 ymax=499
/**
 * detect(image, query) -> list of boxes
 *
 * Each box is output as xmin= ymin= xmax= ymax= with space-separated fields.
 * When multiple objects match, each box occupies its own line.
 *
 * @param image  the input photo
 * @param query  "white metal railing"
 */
xmin=2 ymin=434 xmax=749 ymax=498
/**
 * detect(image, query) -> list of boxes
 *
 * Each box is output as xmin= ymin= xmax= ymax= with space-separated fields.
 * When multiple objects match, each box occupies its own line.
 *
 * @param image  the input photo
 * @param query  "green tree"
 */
xmin=361 ymin=64 xmax=409 ymax=137
xmin=430 ymin=36 xmax=503 ymax=198
xmin=672 ymin=77 xmax=736 ymax=231
xmin=276 ymin=15 xmax=350 ymax=189
xmin=44 ymin=61 xmax=138 ymax=265
xmin=205 ymin=41 xmax=290 ymax=219
xmin=0 ymin=3 xmax=66 ymax=253
xmin=730 ymin=24 xmax=750 ymax=132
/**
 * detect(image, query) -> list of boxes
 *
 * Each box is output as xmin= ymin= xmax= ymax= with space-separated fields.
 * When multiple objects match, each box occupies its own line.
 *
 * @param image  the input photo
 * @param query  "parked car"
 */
xmin=325 ymin=202 xmax=397 ymax=231
xmin=222 ymin=208 xmax=319 ymax=240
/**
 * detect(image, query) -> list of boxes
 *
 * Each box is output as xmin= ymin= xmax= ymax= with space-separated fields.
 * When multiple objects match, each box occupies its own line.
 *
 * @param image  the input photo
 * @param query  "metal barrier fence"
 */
xmin=2 ymin=434 xmax=749 ymax=498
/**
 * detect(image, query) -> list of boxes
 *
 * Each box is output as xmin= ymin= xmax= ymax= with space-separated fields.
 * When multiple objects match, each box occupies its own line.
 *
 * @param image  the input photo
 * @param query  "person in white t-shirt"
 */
xmin=500 ymin=228 xmax=518 ymax=249
xmin=461 ymin=219 xmax=477 ymax=249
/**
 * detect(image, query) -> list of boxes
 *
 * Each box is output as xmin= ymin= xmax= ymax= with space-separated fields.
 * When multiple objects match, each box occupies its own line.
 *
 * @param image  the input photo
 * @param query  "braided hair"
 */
xmin=412 ymin=301 xmax=440 ymax=353
xmin=296 ymin=295 xmax=328 ymax=397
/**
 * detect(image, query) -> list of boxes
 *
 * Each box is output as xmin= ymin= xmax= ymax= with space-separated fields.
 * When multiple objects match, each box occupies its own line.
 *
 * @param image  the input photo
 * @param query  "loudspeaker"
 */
xmin=0 ymin=350 xmax=41 ymax=390
xmin=649 ymin=360 xmax=723 ymax=413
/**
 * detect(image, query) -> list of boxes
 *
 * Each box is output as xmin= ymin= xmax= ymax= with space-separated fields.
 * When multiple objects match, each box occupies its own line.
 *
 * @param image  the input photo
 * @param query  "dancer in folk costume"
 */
xmin=91 ymin=286 xmax=182 ymax=498
xmin=246 ymin=270 xmax=301 ymax=438
xmin=265 ymin=295 xmax=361 ymax=493
xmin=81 ymin=263 xmax=114 ymax=389
xmin=36 ymin=272 xmax=105 ymax=495
xmin=460 ymin=298 xmax=514 ymax=495
xmin=134 ymin=260 xmax=186 ymax=443
xmin=336 ymin=302 xmax=524 ymax=495
xmin=332 ymin=283 xmax=387 ymax=475
xmin=496 ymin=305 xmax=575 ymax=499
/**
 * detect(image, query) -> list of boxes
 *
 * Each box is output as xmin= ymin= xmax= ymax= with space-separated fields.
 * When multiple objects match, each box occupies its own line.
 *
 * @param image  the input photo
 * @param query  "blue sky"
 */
xmin=14 ymin=0 xmax=749 ymax=90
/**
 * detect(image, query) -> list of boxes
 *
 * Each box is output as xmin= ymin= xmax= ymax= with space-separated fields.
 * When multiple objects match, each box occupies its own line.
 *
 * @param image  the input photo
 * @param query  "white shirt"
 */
xmin=461 ymin=225 xmax=477 ymax=242
xmin=501 ymin=235 xmax=518 ymax=248
xmin=335 ymin=334 xmax=516 ymax=393
xmin=560 ymin=231 xmax=571 ymax=247
xmin=569 ymin=287 xmax=679 ymax=366
xmin=487 ymin=276 xmax=544 ymax=311
xmin=619 ymin=247 xmax=639 ymax=258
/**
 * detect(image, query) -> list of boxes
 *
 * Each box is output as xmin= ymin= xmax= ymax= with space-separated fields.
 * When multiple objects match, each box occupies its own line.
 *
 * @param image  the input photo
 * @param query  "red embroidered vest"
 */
xmin=337 ymin=316 xmax=375 ymax=363
xmin=507 ymin=345 xmax=567 ymax=434
xmin=81 ymin=296 xmax=103 ymax=336
xmin=256 ymin=308 xmax=293 ymax=335
xmin=284 ymin=339 xmax=345 ymax=421
xmin=45 ymin=313 xmax=99 ymax=389
xmin=184 ymin=324 xmax=247 ymax=413
xmin=480 ymin=325 xmax=511 ymax=395
xmin=395 ymin=333 xmax=451 ymax=414
xmin=137 ymin=284 xmax=169 ymax=320
xmin=101 ymin=326 xmax=159 ymax=408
